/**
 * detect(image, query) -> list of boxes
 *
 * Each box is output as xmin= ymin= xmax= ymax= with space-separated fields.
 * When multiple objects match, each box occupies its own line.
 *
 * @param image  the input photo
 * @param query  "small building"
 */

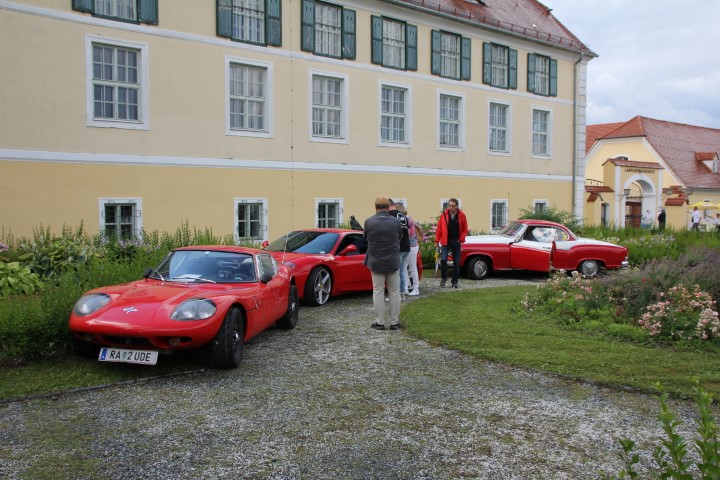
xmin=585 ymin=116 xmax=720 ymax=230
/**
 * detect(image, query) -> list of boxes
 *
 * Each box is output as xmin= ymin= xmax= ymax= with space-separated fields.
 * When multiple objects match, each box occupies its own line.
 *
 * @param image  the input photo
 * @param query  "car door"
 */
xmin=250 ymin=254 xmax=286 ymax=334
xmin=509 ymin=226 xmax=553 ymax=272
xmin=331 ymin=233 xmax=372 ymax=292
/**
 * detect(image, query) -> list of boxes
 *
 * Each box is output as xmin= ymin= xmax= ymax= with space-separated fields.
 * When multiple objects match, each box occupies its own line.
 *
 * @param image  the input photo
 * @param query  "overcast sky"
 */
xmin=541 ymin=0 xmax=720 ymax=129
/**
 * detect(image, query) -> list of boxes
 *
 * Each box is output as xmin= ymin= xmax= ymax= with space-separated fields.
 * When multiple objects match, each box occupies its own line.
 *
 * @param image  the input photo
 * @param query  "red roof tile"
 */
xmin=586 ymin=122 xmax=625 ymax=153
xmin=393 ymin=0 xmax=595 ymax=55
xmin=589 ymin=116 xmax=720 ymax=189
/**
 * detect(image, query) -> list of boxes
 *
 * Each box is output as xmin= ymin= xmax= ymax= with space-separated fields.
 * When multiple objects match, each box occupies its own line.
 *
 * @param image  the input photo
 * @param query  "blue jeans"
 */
xmin=440 ymin=240 xmax=461 ymax=285
xmin=399 ymin=251 xmax=410 ymax=293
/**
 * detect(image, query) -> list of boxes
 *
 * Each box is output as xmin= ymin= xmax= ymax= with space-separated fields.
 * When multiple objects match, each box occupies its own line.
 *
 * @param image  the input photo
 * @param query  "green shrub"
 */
xmin=0 ymin=262 xmax=44 ymax=296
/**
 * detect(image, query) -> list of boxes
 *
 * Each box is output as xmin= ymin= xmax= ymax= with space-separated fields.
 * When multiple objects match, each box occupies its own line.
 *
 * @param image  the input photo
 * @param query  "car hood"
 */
xmin=81 ymin=280 xmax=238 ymax=324
xmin=464 ymin=234 xmax=512 ymax=245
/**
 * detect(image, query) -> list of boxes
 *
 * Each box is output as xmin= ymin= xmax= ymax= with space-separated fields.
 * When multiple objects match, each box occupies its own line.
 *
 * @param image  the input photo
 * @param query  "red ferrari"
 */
xmin=264 ymin=228 xmax=422 ymax=306
xmin=460 ymin=220 xmax=629 ymax=280
xmin=69 ymin=246 xmax=298 ymax=369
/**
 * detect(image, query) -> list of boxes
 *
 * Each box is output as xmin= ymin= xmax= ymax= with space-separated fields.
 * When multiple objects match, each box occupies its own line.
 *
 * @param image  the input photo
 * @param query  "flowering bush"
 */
xmin=523 ymin=271 xmax=611 ymax=324
xmin=638 ymin=284 xmax=720 ymax=341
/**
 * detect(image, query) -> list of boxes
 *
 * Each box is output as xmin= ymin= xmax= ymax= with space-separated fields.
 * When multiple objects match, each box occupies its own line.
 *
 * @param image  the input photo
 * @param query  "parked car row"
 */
xmin=68 ymin=221 xmax=627 ymax=369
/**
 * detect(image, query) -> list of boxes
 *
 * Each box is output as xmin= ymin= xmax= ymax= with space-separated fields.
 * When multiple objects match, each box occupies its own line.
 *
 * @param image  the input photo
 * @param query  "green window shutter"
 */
xmin=342 ymin=9 xmax=356 ymax=59
xmin=406 ymin=24 xmax=417 ymax=70
xmin=482 ymin=42 xmax=492 ymax=85
xmin=431 ymin=30 xmax=441 ymax=76
xmin=301 ymin=0 xmax=315 ymax=52
xmin=509 ymin=48 xmax=517 ymax=89
xmin=72 ymin=0 xmax=94 ymax=13
xmin=266 ymin=0 xmax=282 ymax=46
xmin=549 ymin=58 xmax=558 ymax=97
xmin=460 ymin=36 xmax=471 ymax=80
xmin=371 ymin=16 xmax=383 ymax=65
xmin=138 ymin=0 xmax=158 ymax=25
xmin=217 ymin=0 xmax=233 ymax=39
xmin=527 ymin=53 xmax=536 ymax=93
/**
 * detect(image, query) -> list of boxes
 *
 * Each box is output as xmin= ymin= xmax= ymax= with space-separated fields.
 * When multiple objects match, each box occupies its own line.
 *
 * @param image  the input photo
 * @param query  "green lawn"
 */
xmin=401 ymin=285 xmax=720 ymax=398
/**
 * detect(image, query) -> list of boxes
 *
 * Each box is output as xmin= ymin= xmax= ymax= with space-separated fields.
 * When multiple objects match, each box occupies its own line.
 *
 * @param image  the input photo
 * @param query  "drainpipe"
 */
xmin=572 ymin=52 xmax=585 ymax=223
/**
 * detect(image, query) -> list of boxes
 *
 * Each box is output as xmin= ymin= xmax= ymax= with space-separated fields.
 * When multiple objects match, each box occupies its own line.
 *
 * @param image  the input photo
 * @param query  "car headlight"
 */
xmin=171 ymin=299 xmax=217 ymax=321
xmin=73 ymin=293 xmax=111 ymax=316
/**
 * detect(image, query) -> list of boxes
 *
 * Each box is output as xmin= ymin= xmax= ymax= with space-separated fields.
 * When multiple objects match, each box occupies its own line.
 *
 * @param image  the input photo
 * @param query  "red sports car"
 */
xmin=460 ymin=220 xmax=628 ymax=280
xmin=264 ymin=228 xmax=422 ymax=306
xmin=69 ymin=246 xmax=298 ymax=369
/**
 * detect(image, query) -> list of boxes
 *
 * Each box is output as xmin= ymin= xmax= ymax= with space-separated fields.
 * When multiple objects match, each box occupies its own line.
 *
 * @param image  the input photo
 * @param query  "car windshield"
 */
xmin=265 ymin=231 xmax=340 ymax=254
xmin=498 ymin=221 xmax=526 ymax=238
xmin=151 ymin=250 xmax=257 ymax=283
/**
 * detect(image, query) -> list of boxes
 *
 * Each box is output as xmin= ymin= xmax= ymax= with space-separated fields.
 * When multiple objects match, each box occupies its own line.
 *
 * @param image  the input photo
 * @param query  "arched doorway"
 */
xmin=624 ymin=183 xmax=643 ymax=228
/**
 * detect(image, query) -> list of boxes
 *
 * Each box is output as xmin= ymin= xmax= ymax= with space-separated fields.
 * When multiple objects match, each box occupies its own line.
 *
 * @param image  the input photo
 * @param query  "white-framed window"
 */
xmin=95 ymin=0 xmax=137 ymax=21
xmin=482 ymin=42 xmax=517 ymax=89
xmin=532 ymin=108 xmax=552 ymax=157
xmin=491 ymin=200 xmax=508 ymax=231
xmin=99 ymin=198 xmax=142 ymax=240
xmin=316 ymin=198 xmax=343 ymax=228
xmin=438 ymin=92 xmax=464 ymax=150
xmin=440 ymin=32 xmax=461 ymax=79
xmin=533 ymin=200 xmax=548 ymax=215
xmin=489 ymin=101 xmax=511 ymax=154
xmin=231 ymin=0 xmax=265 ymax=44
xmin=235 ymin=198 xmax=268 ymax=242
xmin=310 ymin=71 xmax=348 ymax=143
xmin=226 ymin=57 xmax=272 ymax=137
xmin=86 ymin=36 xmax=149 ymax=130
xmin=380 ymin=83 xmax=410 ymax=146
xmin=382 ymin=18 xmax=406 ymax=69
xmin=314 ymin=2 xmax=342 ymax=57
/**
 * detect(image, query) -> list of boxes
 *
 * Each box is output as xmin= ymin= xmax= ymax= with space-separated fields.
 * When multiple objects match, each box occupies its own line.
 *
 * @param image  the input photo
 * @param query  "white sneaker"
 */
xmin=401 ymin=293 xmax=406 ymax=301
xmin=408 ymin=289 xmax=419 ymax=296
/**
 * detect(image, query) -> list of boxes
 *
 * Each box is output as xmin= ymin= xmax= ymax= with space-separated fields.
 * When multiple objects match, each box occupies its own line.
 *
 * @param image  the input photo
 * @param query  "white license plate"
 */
xmin=99 ymin=347 xmax=159 ymax=365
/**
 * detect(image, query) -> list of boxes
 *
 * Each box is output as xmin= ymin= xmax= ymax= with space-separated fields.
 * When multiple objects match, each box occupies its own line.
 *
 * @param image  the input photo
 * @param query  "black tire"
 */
xmin=466 ymin=257 xmax=490 ymax=280
xmin=579 ymin=260 xmax=600 ymax=277
xmin=210 ymin=307 xmax=244 ymax=369
xmin=304 ymin=268 xmax=332 ymax=306
xmin=72 ymin=335 xmax=101 ymax=358
xmin=276 ymin=284 xmax=299 ymax=329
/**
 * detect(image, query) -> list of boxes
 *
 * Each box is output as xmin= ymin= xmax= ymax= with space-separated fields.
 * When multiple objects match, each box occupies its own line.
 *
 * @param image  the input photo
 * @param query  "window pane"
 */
xmin=232 ymin=0 xmax=265 ymax=43
xmin=312 ymin=76 xmax=343 ymax=138
xmin=92 ymin=44 xmax=141 ymax=122
xmin=315 ymin=4 xmax=341 ymax=57
xmin=441 ymin=33 xmax=460 ymax=78
xmin=230 ymin=63 xmax=266 ymax=131
xmin=383 ymin=20 xmax=405 ymax=68
xmin=491 ymin=45 xmax=508 ymax=87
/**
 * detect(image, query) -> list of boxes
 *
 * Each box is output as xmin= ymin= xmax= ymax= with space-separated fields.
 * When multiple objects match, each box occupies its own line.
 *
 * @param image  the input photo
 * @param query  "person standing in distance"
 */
xmin=435 ymin=198 xmax=468 ymax=288
xmin=363 ymin=196 xmax=403 ymax=330
xmin=691 ymin=206 xmax=702 ymax=231
xmin=657 ymin=208 xmax=666 ymax=231
xmin=388 ymin=199 xmax=410 ymax=300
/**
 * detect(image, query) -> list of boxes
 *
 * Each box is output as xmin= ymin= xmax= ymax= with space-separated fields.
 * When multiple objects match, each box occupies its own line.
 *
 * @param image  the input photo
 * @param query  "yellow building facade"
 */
xmin=0 ymin=0 xmax=594 ymax=241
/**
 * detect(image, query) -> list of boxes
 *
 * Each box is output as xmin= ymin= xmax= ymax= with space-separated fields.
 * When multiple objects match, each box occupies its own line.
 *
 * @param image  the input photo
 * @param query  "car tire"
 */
xmin=72 ymin=336 xmax=100 ymax=358
xmin=579 ymin=260 xmax=600 ymax=277
xmin=210 ymin=307 xmax=244 ymax=369
xmin=276 ymin=284 xmax=299 ymax=329
xmin=304 ymin=267 xmax=332 ymax=306
xmin=466 ymin=257 xmax=490 ymax=280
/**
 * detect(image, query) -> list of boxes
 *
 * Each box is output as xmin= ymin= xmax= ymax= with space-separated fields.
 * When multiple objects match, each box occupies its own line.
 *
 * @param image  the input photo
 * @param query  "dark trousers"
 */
xmin=440 ymin=240 xmax=461 ymax=285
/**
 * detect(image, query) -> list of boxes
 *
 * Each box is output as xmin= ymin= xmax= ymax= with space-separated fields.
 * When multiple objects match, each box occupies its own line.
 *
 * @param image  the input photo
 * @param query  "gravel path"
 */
xmin=0 ymin=275 xmax=703 ymax=479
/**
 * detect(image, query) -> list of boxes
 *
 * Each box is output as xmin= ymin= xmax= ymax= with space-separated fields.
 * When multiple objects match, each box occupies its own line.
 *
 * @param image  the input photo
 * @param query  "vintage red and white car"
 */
xmin=459 ymin=220 xmax=629 ymax=280
xmin=69 ymin=246 xmax=298 ymax=369
xmin=264 ymin=228 xmax=422 ymax=306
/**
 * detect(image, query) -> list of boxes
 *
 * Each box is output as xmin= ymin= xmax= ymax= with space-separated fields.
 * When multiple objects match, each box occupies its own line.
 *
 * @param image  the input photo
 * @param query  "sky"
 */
xmin=540 ymin=0 xmax=720 ymax=129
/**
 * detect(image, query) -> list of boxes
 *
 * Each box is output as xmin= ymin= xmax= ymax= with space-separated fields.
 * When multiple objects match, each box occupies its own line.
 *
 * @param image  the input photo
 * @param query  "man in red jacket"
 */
xmin=435 ymin=198 xmax=468 ymax=288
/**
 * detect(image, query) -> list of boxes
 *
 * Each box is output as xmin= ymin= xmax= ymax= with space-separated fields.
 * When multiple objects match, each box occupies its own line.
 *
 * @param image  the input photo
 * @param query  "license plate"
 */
xmin=99 ymin=347 xmax=158 ymax=365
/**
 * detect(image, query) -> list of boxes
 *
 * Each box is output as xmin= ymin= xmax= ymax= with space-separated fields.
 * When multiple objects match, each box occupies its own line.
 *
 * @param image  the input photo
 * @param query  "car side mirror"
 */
xmin=339 ymin=244 xmax=358 ymax=256
xmin=143 ymin=267 xmax=153 ymax=278
xmin=261 ymin=240 xmax=269 ymax=248
xmin=260 ymin=271 xmax=273 ymax=284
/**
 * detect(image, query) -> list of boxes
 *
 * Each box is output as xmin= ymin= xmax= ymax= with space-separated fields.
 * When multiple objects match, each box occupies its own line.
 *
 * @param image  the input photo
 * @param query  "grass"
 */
xmin=401 ymin=285 xmax=720 ymax=398
xmin=0 ymin=352 xmax=206 ymax=401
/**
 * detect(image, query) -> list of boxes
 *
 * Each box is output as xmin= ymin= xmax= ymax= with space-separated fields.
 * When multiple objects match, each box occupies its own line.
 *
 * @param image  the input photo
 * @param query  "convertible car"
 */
xmin=264 ymin=228 xmax=422 ymax=306
xmin=460 ymin=220 xmax=628 ymax=280
xmin=69 ymin=246 xmax=298 ymax=369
